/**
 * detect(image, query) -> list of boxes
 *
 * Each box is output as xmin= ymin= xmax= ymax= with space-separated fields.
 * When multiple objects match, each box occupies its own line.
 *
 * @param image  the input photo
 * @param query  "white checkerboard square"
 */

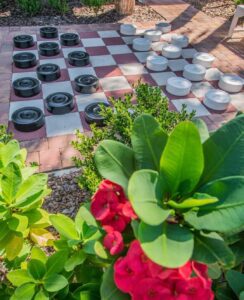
xmin=39 ymin=58 xmax=66 ymax=69
xmin=46 ymin=112 xmax=83 ymax=137
xmin=119 ymin=63 xmax=148 ymax=76
xmin=68 ymin=67 xmax=96 ymax=81
xmin=62 ymin=47 xmax=86 ymax=58
xmin=82 ymin=38 xmax=105 ymax=47
xmin=98 ymin=30 xmax=120 ymax=38
xmin=191 ymin=82 xmax=214 ymax=98
xmin=107 ymin=45 xmax=132 ymax=55
xmin=90 ymin=55 xmax=116 ymax=67
xmin=100 ymin=76 xmax=131 ymax=91
xmin=12 ymin=72 xmax=39 ymax=83
xmin=168 ymin=59 xmax=189 ymax=71
xmin=205 ymin=68 xmax=223 ymax=81
xmin=182 ymin=49 xmax=198 ymax=59
xmin=9 ymin=99 xmax=44 ymax=120
xmin=150 ymin=72 xmax=176 ymax=86
xmin=230 ymin=92 xmax=244 ymax=111
xmin=37 ymin=41 xmax=61 ymax=48
xmin=13 ymin=50 xmax=39 ymax=59
xmin=42 ymin=81 xmax=73 ymax=99
xmin=134 ymin=51 xmax=157 ymax=63
xmin=151 ymin=42 xmax=168 ymax=52
xmin=121 ymin=36 xmax=137 ymax=45
xmin=76 ymin=92 xmax=109 ymax=111
xmin=172 ymin=98 xmax=210 ymax=117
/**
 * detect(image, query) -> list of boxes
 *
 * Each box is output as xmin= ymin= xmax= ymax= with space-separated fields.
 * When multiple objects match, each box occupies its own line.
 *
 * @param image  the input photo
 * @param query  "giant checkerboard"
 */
xmin=9 ymin=29 xmax=241 ymax=142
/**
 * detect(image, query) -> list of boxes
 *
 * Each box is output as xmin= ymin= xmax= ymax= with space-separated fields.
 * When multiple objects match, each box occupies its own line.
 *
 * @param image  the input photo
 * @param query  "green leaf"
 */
xmin=7 ymin=213 xmax=28 ymax=232
xmin=75 ymin=204 xmax=97 ymax=236
xmin=192 ymin=118 xmax=209 ymax=143
xmin=7 ymin=269 xmax=33 ymax=287
xmin=11 ymin=283 xmax=36 ymax=300
xmin=230 ymin=239 xmax=244 ymax=266
xmin=64 ymin=250 xmax=86 ymax=272
xmin=43 ymin=274 xmax=68 ymax=292
xmin=28 ymin=260 xmax=46 ymax=280
xmin=34 ymin=289 xmax=49 ymax=300
xmin=5 ymin=234 xmax=24 ymax=260
xmin=100 ymin=265 xmax=130 ymax=300
xmin=128 ymin=170 xmax=171 ymax=225
xmin=200 ymin=114 xmax=244 ymax=186
xmin=226 ymin=270 xmax=244 ymax=297
xmin=131 ymin=114 xmax=168 ymax=171
xmin=207 ymin=263 xmax=222 ymax=279
xmin=168 ymin=193 xmax=218 ymax=209
xmin=138 ymin=222 xmax=193 ymax=268
xmin=0 ymin=140 xmax=20 ymax=169
xmin=192 ymin=232 xmax=234 ymax=268
xmin=83 ymin=240 xmax=108 ymax=259
xmin=1 ymin=163 xmax=22 ymax=204
xmin=184 ymin=176 xmax=244 ymax=233
xmin=50 ymin=214 xmax=79 ymax=240
xmin=215 ymin=285 xmax=237 ymax=300
xmin=31 ymin=247 xmax=47 ymax=264
xmin=160 ymin=121 xmax=204 ymax=197
xmin=240 ymin=291 xmax=244 ymax=300
xmin=95 ymin=140 xmax=135 ymax=191
xmin=46 ymin=250 xmax=69 ymax=276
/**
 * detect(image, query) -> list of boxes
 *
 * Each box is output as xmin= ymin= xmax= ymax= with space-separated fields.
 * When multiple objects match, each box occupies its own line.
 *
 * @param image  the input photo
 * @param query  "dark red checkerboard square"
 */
xmin=103 ymin=37 xmax=125 ymax=45
xmin=105 ymin=89 xmax=134 ymax=100
xmin=13 ymin=62 xmax=40 ymax=73
xmin=14 ymin=43 xmax=38 ymax=51
xmin=113 ymin=53 xmax=139 ymax=64
xmin=44 ymin=100 xmax=78 ymax=116
xmin=79 ymin=32 xmax=100 ymax=38
xmin=64 ymin=58 xmax=92 ymax=69
xmin=95 ymin=66 xmax=123 ymax=78
xmin=126 ymin=74 xmax=157 ymax=86
xmin=85 ymin=46 xmax=109 ymax=56
xmin=8 ymin=121 xmax=47 ymax=141
xmin=39 ymin=52 xmax=64 ymax=59
xmin=71 ymin=81 xmax=103 ymax=95
xmin=10 ymin=86 xmax=43 ymax=102
xmin=80 ymin=112 xmax=91 ymax=132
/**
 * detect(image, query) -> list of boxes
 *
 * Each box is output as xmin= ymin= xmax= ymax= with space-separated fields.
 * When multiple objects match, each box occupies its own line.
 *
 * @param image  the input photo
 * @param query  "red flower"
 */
xmin=122 ymin=201 xmax=138 ymax=220
xmin=103 ymin=231 xmax=124 ymax=255
xmin=102 ymin=212 xmax=128 ymax=232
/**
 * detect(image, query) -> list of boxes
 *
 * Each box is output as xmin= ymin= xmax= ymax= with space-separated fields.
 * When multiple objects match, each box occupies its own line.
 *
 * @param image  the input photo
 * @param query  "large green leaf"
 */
xmin=100 ymin=265 xmax=130 ymax=300
xmin=200 ymin=114 xmax=244 ymax=186
xmin=226 ymin=270 xmax=244 ymax=297
xmin=28 ymin=260 xmax=46 ymax=280
xmin=192 ymin=232 xmax=234 ymax=268
xmin=5 ymin=234 xmax=24 ymax=261
xmin=50 ymin=214 xmax=79 ymax=240
xmin=138 ymin=222 xmax=193 ymax=268
xmin=192 ymin=118 xmax=209 ymax=143
xmin=7 ymin=213 xmax=28 ymax=233
xmin=230 ymin=239 xmax=244 ymax=266
xmin=0 ymin=140 xmax=20 ymax=169
xmin=46 ymin=250 xmax=69 ymax=276
xmin=131 ymin=114 xmax=168 ymax=171
xmin=184 ymin=176 xmax=244 ymax=233
xmin=7 ymin=269 xmax=33 ymax=287
xmin=95 ymin=140 xmax=135 ymax=191
xmin=128 ymin=170 xmax=171 ymax=225
xmin=64 ymin=250 xmax=86 ymax=272
xmin=43 ymin=274 xmax=68 ymax=292
xmin=160 ymin=121 xmax=204 ymax=197
xmin=34 ymin=289 xmax=49 ymax=300
xmin=168 ymin=193 xmax=218 ymax=209
xmin=11 ymin=283 xmax=36 ymax=300
xmin=1 ymin=163 xmax=22 ymax=204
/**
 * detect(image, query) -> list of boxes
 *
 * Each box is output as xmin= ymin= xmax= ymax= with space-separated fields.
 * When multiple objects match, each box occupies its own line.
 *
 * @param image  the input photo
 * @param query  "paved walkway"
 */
xmin=0 ymin=1 xmax=243 ymax=172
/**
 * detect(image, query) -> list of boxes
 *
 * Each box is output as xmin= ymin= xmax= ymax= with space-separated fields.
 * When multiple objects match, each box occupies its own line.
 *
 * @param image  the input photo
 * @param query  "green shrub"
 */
xmin=72 ymin=83 xmax=195 ymax=194
xmin=82 ymin=0 xmax=108 ymax=14
xmin=17 ymin=0 xmax=42 ymax=16
xmin=48 ymin=0 xmax=69 ymax=14
xmin=0 ymin=125 xmax=12 ymax=144
xmin=235 ymin=0 xmax=244 ymax=5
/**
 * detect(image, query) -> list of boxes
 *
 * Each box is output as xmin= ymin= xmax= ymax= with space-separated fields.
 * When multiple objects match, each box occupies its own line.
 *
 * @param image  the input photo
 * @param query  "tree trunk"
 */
xmin=115 ymin=0 xmax=135 ymax=15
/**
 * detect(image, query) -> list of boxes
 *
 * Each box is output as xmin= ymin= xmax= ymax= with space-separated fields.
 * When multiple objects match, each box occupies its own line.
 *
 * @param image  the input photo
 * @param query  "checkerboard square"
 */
xmin=98 ymin=30 xmax=120 ymax=38
xmin=205 ymin=68 xmax=223 ymax=81
xmin=85 ymin=46 xmax=109 ymax=56
xmin=126 ymin=74 xmax=156 ymax=86
xmin=90 ymin=55 xmax=116 ymax=67
xmin=8 ymin=121 xmax=46 ymax=141
xmin=42 ymin=81 xmax=73 ymax=99
xmin=13 ymin=50 xmax=39 ymax=59
xmin=151 ymin=72 xmax=176 ymax=86
xmin=79 ymin=32 xmax=99 ymax=38
xmin=113 ymin=53 xmax=139 ymax=64
xmin=95 ymin=66 xmax=123 ymax=78
xmin=37 ymin=41 xmax=60 ymax=48
xmin=45 ymin=112 xmax=83 ymax=137
xmin=102 ymin=37 xmax=125 ymax=45
xmin=168 ymin=59 xmax=189 ymax=71
xmin=100 ymin=76 xmax=131 ymax=91
xmin=119 ymin=63 xmax=148 ymax=76
xmin=68 ymin=67 xmax=96 ymax=81
xmin=230 ymin=92 xmax=244 ymax=111
xmin=12 ymin=72 xmax=39 ymax=83
xmin=191 ymin=82 xmax=214 ymax=98
xmin=9 ymin=99 xmax=44 ymax=120
xmin=151 ymin=42 xmax=168 ymax=52
xmin=161 ymin=33 xmax=174 ymax=42
xmin=134 ymin=51 xmax=157 ymax=63
xmin=62 ymin=47 xmax=86 ymax=58
xmin=40 ymin=58 xmax=66 ymax=69
xmin=107 ymin=45 xmax=132 ymax=55
xmin=76 ymin=92 xmax=109 ymax=111
xmin=82 ymin=38 xmax=105 ymax=47
xmin=182 ymin=49 xmax=198 ymax=59
xmin=172 ymin=98 xmax=210 ymax=117
xmin=121 ymin=36 xmax=137 ymax=45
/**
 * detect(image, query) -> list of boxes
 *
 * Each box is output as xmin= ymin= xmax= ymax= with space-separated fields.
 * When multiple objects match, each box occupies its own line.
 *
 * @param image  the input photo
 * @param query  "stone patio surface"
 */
xmin=0 ymin=0 xmax=243 ymax=172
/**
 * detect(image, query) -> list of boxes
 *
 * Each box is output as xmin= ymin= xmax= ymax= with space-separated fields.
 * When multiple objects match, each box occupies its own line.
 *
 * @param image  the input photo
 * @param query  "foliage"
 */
xmin=17 ymin=0 xmax=42 ymax=16
xmin=72 ymin=83 xmax=195 ymax=193
xmin=82 ymin=0 xmax=108 ymax=14
xmin=235 ymin=0 xmax=244 ymax=5
xmin=0 ymin=125 xmax=13 ymax=145
xmin=48 ymin=0 xmax=69 ymax=14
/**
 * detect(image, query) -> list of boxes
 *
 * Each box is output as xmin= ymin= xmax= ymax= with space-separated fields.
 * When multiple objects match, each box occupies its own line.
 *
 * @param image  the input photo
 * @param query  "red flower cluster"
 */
xmin=91 ymin=180 xmax=137 ymax=255
xmin=114 ymin=240 xmax=214 ymax=300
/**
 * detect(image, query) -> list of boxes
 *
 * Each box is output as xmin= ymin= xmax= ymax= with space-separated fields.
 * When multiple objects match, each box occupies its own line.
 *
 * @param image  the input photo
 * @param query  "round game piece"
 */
xmin=203 ymin=89 xmax=231 ymax=110
xmin=13 ymin=35 xmax=34 ymax=49
xmin=183 ymin=64 xmax=206 ymax=81
xmin=171 ymin=34 xmax=189 ymax=48
xmin=39 ymin=42 xmax=60 ymax=56
xmin=156 ymin=22 xmax=172 ymax=33
xmin=193 ymin=52 xmax=215 ymax=69
xmin=37 ymin=63 xmax=61 ymax=82
xmin=146 ymin=55 xmax=168 ymax=71
xmin=40 ymin=27 xmax=58 ymax=39
xmin=45 ymin=92 xmax=74 ymax=115
xmin=120 ymin=24 xmax=137 ymax=35
xmin=60 ymin=33 xmax=80 ymax=46
xmin=12 ymin=107 xmax=44 ymax=132
xmin=133 ymin=38 xmax=151 ymax=51
xmin=84 ymin=102 xmax=110 ymax=126
xmin=162 ymin=44 xmax=182 ymax=59
xmin=218 ymin=74 xmax=243 ymax=93
xmin=13 ymin=52 xmax=37 ymax=69
xmin=166 ymin=77 xmax=192 ymax=96
xmin=68 ymin=51 xmax=90 ymax=67
xmin=144 ymin=30 xmax=162 ymax=42
xmin=74 ymin=75 xmax=99 ymax=94
xmin=13 ymin=77 xmax=40 ymax=98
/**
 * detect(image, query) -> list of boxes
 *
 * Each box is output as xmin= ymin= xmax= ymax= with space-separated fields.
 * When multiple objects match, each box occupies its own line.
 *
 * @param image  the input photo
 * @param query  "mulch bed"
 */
xmin=0 ymin=1 xmax=162 ymax=26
